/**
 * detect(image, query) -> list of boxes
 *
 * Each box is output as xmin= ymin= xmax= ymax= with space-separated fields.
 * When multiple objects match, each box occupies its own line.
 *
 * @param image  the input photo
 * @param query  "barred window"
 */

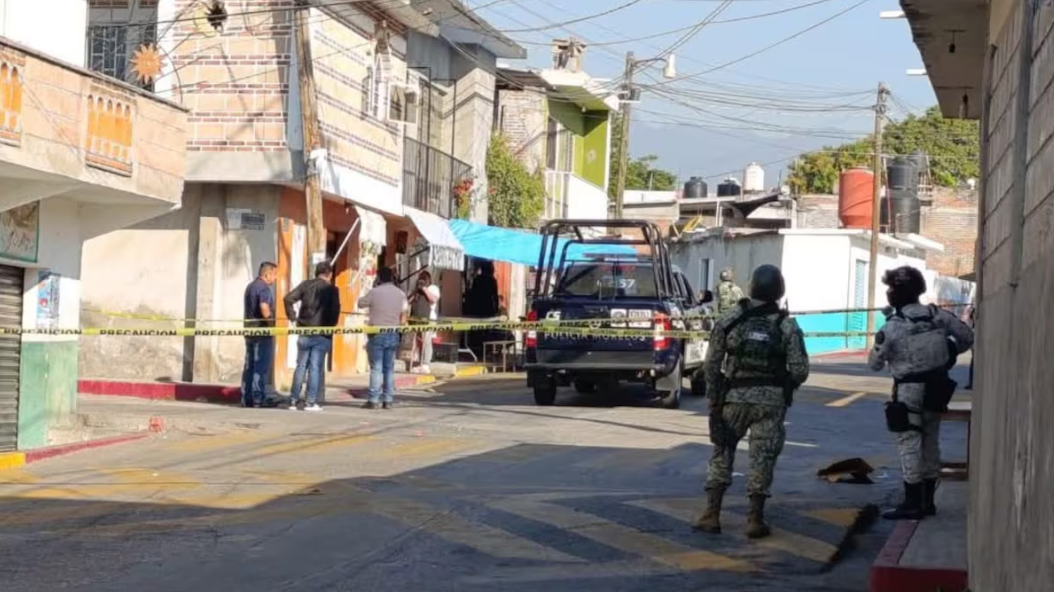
xmin=87 ymin=23 xmax=157 ymax=91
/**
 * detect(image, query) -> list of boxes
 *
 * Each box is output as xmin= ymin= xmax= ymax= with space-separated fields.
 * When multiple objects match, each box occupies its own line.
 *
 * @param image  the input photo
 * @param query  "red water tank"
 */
xmin=838 ymin=168 xmax=875 ymax=228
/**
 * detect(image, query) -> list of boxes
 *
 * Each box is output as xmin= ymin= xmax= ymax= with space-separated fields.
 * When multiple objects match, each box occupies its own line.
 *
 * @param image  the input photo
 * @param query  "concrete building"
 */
xmin=899 ymin=0 xmax=1054 ymax=588
xmin=494 ymin=52 xmax=617 ymax=223
xmin=78 ymin=0 xmax=522 ymax=388
xmin=668 ymin=229 xmax=951 ymax=355
xmin=0 ymin=0 xmax=187 ymax=451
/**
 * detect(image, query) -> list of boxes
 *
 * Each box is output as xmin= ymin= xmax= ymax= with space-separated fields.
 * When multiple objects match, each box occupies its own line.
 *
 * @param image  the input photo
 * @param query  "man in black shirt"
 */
xmin=284 ymin=261 xmax=342 ymax=411
xmin=243 ymin=261 xmax=278 ymax=408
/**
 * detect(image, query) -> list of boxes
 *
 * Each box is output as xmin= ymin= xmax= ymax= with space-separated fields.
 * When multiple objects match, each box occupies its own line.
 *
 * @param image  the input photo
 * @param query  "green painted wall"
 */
xmin=17 ymin=340 xmax=78 ymax=450
xmin=579 ymin=111 xmax=610 ymax=188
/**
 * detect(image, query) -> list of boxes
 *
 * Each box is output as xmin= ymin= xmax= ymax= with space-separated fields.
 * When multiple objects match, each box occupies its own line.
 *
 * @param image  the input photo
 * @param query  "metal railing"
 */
xmin=402 ymin=137 xmax=473 ymax=219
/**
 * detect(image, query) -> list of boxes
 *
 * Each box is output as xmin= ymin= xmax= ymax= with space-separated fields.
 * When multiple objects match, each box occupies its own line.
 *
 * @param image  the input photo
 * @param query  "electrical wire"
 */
xmin=481 ymin=0 xmax=650 ymax=34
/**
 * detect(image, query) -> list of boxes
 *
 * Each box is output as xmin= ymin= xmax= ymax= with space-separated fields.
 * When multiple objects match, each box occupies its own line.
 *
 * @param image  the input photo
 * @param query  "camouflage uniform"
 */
xmin=704 ymin=303 xmax=810 ymax=497
xmin=716 ymin=280 xmax=744 ymax=314
xmin=869 ymin=304 xmax=973 ymax=485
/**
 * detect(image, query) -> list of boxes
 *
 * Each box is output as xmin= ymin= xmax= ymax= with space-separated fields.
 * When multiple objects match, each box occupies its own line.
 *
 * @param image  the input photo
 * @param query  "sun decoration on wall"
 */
xmin=131 ymin=44 xmax=164 ymax=84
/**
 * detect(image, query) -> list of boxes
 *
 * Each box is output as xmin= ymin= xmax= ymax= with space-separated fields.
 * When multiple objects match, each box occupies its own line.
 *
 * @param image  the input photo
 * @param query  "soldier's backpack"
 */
xmin=724 ymin=301 xmax=788 ymax=382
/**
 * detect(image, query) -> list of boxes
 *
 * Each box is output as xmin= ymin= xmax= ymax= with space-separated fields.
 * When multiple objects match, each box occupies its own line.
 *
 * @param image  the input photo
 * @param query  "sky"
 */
xmin=466 ymin=0 xmax=937 ymax=187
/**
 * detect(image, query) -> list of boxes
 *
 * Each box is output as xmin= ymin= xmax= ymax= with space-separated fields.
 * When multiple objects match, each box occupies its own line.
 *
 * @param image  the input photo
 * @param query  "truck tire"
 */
xmin=533 ymin=384 xmax=557 ymax=406
xmin=658 ymin=386 xmax=681 ymax=409
xmin=573 ymin=379 xmax=597 ymax=394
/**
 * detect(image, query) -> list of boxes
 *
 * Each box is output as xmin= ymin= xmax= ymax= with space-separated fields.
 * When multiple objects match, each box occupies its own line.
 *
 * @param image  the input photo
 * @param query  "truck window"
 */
xmin=556 ymin=263 xmax=659 ymax=298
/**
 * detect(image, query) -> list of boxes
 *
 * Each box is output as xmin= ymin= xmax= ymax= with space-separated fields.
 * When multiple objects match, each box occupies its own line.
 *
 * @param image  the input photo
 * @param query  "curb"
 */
xmin=345 ymin=374 xmax=437 ymax=399
xmin=869 ymin=519 xmax=969 ymax=592
xmin=0 ymin=431 xmax=153 ymax=471
xmin=79 ymin=379 xmax=242 ymax=404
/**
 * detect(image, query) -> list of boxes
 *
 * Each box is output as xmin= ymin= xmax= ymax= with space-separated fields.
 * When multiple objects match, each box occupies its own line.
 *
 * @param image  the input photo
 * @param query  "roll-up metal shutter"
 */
xmin=0 ymin=265 xmax=23 ymax=452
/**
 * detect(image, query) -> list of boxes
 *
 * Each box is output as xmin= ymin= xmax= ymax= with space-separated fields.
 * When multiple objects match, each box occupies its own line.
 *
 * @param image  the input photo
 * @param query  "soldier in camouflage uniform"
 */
xmin=694 ymin=264 xmax=810 ymax=539
xmin=869 ymin=266 xmax=973 ymax=520
xmin=716 ymin=269 xmax=744 ymax=315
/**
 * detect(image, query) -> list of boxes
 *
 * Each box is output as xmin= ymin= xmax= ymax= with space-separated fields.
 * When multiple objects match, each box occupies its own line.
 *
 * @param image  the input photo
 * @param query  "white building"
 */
xmin=668 ymin=228 xmax=952 ymax=355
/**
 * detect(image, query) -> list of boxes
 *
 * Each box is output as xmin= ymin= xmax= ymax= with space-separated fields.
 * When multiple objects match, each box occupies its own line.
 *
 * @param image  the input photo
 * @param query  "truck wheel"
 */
xmin=658 ymin=386 xmax=682 ymax=409
xmin=690 ymin=378 xmax=707 ymax=398
xmin=573 ymin=379 xmax=597 ymax=394
xmin=533 ymin=384 xmax=557 ymax=406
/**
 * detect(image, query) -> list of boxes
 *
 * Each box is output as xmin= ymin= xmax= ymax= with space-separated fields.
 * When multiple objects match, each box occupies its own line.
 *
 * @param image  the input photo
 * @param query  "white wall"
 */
xmin=780 ymin=234 xmax=853 ymax=312
xmin=847 ymin=235 xmax=929 ymax=309
xmin=0 ymin=0 xmax=87 ymax=66
xmin=669 ymin=234 xmax=784 ymax=294
xmin=16 ymin=198 xmax=83 ymax=337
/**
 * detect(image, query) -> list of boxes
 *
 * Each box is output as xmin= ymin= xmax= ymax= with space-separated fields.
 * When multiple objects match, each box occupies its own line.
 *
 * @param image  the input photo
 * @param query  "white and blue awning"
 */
xmin=405 ymin=207 xmax=465 ymax=271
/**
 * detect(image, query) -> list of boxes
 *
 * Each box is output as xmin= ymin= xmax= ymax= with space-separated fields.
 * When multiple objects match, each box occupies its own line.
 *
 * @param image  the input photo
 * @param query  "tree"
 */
xmin=486 ymin=134 xmax=545 ymax=229
xmin=787 ymin=106 xmax=980 ymax=194
xmin=608 ymin=112 xmax=678 ymax=200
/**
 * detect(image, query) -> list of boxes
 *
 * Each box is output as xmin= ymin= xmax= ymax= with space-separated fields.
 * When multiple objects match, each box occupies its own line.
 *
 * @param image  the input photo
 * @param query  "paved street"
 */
xmin=0 ymin=356 xmax=969 ymax=592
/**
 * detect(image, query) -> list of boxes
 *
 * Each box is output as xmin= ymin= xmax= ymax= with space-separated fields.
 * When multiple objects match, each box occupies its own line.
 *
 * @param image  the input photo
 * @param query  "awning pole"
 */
xmin=331 ymin=217 xmax=360 ymax=266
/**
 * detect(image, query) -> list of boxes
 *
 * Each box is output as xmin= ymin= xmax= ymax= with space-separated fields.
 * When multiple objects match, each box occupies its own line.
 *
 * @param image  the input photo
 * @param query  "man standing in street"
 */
xmin=716 ymin=268 xmax=744 ymax=315
xmin=242 ymin=262 xmax=279 ymax=408
xmin=409 ymin=270 xmax=441 ymax=374
xmin=869 ymin=266 xmax=973 ymax=520
xmin=284 ymin=261 xmax=342 ymax=412
xmin=695 ymin=264 xmax=809 ymax=539
xmin=357 ymin=267 xmax=408 ymax=410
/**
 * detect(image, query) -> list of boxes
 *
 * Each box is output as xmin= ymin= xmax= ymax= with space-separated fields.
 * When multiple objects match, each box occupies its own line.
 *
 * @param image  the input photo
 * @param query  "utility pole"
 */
xmin=294 ymin=0 xmax=326 ymax=261
xmin=865 ymin=82 xmax=890 ymax=349
xmin=613 ymin=51 xmax=635 ymax=220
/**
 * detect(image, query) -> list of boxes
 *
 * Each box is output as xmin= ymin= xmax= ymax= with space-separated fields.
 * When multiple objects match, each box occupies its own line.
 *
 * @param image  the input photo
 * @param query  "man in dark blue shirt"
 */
xmin=242 ymin=261 xmax=278 ymax=408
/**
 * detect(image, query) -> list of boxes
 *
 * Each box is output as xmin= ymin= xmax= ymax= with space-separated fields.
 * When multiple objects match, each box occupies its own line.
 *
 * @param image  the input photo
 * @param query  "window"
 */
xmin=545 ymin=116 xmax=558 ymax=170
xmin=556 ymin=263 xmax=658 ymax=299
xmin=87 ymin=23 xmax=157 ymax=91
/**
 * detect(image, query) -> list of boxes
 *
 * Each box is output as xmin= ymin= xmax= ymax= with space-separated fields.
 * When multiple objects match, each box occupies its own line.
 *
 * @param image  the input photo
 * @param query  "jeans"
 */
xmin=290 ymin=334 xmax=332 ymax=405
xmin=241 ymin=337 xmax=274 ymax=406
xmin=420 ymin=331 xmax=434 ymax=367
xmin=367 ymin=332 xmax=399 ymax=403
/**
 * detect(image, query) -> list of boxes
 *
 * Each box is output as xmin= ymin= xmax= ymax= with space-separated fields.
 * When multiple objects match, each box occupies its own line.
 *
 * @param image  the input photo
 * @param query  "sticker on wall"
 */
xmin=36 ymin=269 xmax=60 ymax=330
xmin=0 ymin=202 xmax=40 ymax=262
xmin=226 ymin=208 xmax=266 ymax=231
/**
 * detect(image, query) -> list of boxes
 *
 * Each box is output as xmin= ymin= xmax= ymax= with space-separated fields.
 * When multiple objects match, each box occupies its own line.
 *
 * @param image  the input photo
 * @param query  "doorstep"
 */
xmin=869 ymin=480 xmax=969 ymax=592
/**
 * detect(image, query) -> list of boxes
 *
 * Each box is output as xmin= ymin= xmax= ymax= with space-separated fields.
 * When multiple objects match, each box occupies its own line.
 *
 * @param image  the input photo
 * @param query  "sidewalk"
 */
xmin=78 ymin=362 xmax=487 ymax=405
xmin=869 ymin=481 xmax=969 ymax=592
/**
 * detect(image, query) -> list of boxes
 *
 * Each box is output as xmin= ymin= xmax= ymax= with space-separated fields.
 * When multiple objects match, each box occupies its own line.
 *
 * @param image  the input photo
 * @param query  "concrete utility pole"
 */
xmin=613 ymin=51 xmax=635 ymax=220
xmin=294 ymin=0 xmax=326 ymax=261
xmin=865 ymin=82 xmax=890 ymax=349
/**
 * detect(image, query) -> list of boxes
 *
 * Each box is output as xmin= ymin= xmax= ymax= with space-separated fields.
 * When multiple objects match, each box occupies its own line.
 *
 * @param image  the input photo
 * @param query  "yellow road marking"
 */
xmin=165 ymin=431 xmax=272 ymax=454
xmin=489 ymin=496 xmax=755 ymax=572
xmin=250 ymin=433 xmax=375 ymax=458
xmin=0 ymin=452 xmax=26 ymax=471
xmin=826 ymin=391 xmax=869 ymax=408
xmin=369 ymin=497 xmax=583 ymax=563
xmin=631 ymin=497 xmax=839 ymax=564
xmin=98 ymin=468 xmax=202 ymax=492
xmin=374 ymin=437 xmax=483 ymax=461
xmin=802 ymin=508 xmax=864 ymax=528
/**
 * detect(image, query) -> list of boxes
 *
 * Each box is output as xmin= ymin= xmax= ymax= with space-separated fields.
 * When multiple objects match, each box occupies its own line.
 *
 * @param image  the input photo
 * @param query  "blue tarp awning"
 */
xmin=447 ymin=219 xmax=637 ymax=267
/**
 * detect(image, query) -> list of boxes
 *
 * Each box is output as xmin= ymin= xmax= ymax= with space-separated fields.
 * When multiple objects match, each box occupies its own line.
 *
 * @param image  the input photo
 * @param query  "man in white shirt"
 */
xmin=409 ymin=270 xmax=441 ymax=374
xmin=357 ymin=267 xmax=408 ymax=410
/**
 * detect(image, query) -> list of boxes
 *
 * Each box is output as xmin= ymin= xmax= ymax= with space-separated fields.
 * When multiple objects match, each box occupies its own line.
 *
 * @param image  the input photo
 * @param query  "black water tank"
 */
xmin=717 ymin=181 xmax=741 ymax=197
xmin=880 ymin=195 xmax=921 ymax=234
xmin=683 ymin=177 xmax=707 ymax=198
xmin=886 ymin=157 xmax=917 ymax=193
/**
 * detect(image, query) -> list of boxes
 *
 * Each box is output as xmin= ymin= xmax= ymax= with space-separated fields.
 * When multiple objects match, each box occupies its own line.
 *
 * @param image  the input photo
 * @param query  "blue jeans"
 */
xmin=367 ymin=332 xmax=399 ymax=403
xmin=290 ymin=334 xmax=331 ymax=405
xmin=241 ymin=337 xmax=274 ymax=406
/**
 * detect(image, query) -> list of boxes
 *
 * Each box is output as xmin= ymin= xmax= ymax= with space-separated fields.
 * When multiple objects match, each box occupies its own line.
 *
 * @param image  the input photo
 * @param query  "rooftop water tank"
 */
xmin=743 ymin=162 xmax=765 ymax=193
xmin=717 ymin=178 xmax=741 ymax=197
xmin=683 ymin=176 xmax=707 ymax=198
xmin=837 ymin=168 xmax=874 ymax=229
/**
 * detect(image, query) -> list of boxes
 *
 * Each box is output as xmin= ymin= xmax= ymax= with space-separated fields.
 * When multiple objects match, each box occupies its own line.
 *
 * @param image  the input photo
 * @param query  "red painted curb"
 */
xmin=23 ymin=432 xmax=150 ymax=464
xmin=869 ymin=519 xmax=968 ymax=592
xmin=79 ymin=379 xmax=242 ymax=404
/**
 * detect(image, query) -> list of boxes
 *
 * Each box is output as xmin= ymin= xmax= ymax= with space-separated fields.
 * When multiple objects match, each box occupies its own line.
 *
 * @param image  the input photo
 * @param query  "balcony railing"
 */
xmin=402 ymin=137 xmax=473 ymax=219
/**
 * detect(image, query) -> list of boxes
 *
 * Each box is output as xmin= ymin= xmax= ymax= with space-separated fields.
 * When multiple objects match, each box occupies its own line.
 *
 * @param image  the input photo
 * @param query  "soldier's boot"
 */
xmin=882 ymin=482 xmax=925 ymax=520
xmin=693 ymin=489 xmax=725 ymax=534
xmin=921 ymin=479 xmax=938 ymax=516
xmin=745 ymin=495 xmax=772 ymax=539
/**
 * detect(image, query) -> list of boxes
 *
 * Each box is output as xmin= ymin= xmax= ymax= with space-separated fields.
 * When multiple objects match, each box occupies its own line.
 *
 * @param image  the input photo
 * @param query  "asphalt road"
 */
xmin=0 ymin=356 xmax=970 ymax=592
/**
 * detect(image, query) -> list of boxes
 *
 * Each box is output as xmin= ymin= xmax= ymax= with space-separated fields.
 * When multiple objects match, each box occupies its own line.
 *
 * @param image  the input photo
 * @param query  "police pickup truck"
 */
xmin=524 ymin=220 xmax=712 ymax=409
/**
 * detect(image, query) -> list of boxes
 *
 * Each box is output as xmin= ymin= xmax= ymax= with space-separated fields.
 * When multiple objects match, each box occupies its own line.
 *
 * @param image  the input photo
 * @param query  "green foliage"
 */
xmin=486 ymin=134 xmax=545 ymax=228
xmin=608 ymin=112 xmax=678 ymax=199
xmin=787 ymin=106 xmax=980 ymax=194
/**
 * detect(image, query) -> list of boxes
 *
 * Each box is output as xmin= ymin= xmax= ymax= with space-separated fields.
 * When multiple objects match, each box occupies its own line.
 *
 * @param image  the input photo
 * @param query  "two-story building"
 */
xmin=0 ymin=0 xmax=187 ymax=453
xmin=493 ymin=43 xmax=617 ymax=225
xmin=77 ymin=0 xmax=522 ymax=387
